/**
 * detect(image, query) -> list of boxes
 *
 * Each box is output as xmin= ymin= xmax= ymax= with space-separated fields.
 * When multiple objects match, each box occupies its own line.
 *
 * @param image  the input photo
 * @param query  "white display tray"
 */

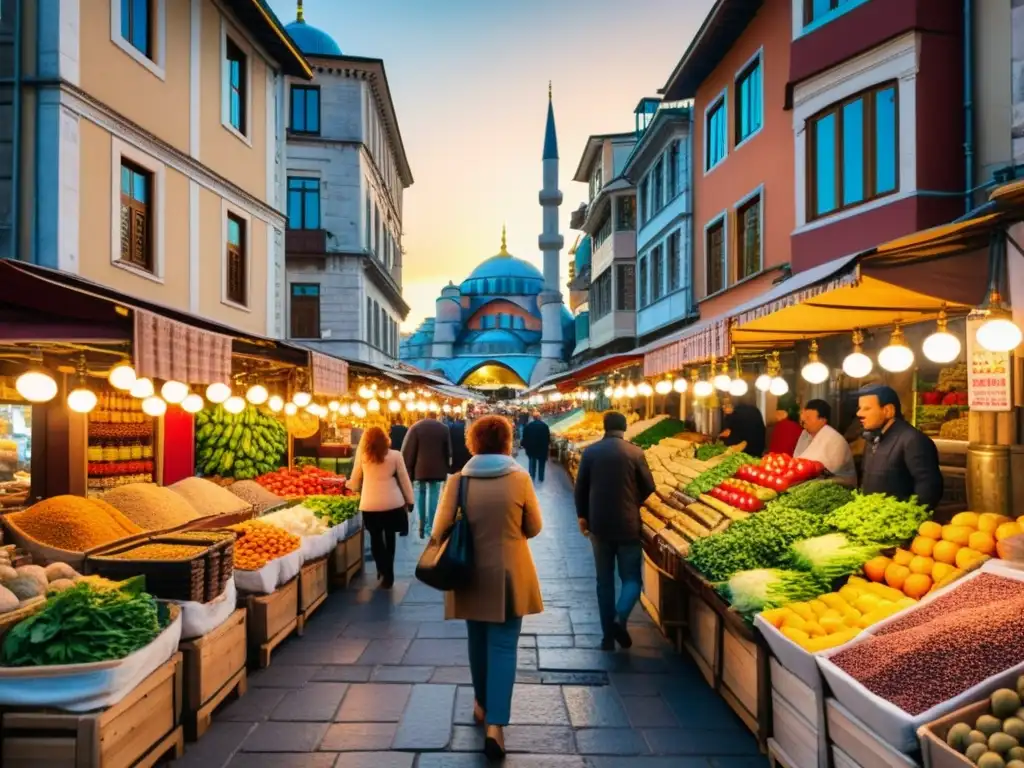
xmin=816 ymin=560 xmax=1024 ymax=753
xmin=755 ymin=613 xmax=828 ymax=691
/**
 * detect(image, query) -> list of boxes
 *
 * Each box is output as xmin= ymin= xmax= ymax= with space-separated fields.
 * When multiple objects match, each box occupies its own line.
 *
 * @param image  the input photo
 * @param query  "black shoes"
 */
xmin=612 ymin=622 xmax=633 ymax=649
xmin=484 ymin=729 xmax=506 ymax=762
xmin=600 ymin=636 xmax=615 ymax=651
xmin=379 ymin=575 xmax=394 ymax=589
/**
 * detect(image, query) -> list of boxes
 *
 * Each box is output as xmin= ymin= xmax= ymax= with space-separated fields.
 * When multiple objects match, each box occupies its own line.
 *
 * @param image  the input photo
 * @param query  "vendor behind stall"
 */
xmin=767 ymin=394 xmax=802 ymax=457
xmin=794 ymin=399 xmax=856 ymax=487
xmin=720 ymin=398 xmax=765 ymax=457
xmin=858 ymin=385 xmax=943 ymax=509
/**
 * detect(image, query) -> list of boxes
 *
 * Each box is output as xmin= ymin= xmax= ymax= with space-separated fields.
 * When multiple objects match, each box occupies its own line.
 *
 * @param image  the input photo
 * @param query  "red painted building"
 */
xmin=787 ymin=0 xmax=966 ymax=272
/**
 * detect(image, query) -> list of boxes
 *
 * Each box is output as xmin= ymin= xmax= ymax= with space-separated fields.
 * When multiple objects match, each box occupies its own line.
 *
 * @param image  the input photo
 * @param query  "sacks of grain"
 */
xmin=169 ymin=477 xmax=252 ymax=517
xmin=4 ymin=496 xmax=143 ymax=553
xmin=102 ymin=483 xmax=200 ymax=530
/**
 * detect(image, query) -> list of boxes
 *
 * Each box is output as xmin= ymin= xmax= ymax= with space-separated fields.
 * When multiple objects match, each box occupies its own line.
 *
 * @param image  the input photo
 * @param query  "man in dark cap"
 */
xmin=857 ymin=385 xmax=942 ymax=509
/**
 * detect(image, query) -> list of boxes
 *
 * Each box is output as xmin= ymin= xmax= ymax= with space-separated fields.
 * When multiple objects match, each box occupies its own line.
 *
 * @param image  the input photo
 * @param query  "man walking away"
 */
xmin=389 ymin=420 xmax=409 ymax=452
xmin=574 ymin=411 xmax=656 ymax=651
xmin=521 ymin=410 xmax=551 ymax=483
xmin=449 ymin=416 xmax=471 ymax=474
xmin=402 ymin=414 xmax=452 ymax=537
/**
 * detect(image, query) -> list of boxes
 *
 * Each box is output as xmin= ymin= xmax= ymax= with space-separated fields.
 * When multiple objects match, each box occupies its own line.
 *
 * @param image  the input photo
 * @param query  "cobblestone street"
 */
xmin=175 ymin=462 xmax=763 ymax=767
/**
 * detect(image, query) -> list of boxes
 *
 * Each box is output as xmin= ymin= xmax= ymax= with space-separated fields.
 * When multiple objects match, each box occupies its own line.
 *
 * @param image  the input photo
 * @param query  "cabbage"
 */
xmin=721 ymin=568 xmax=826 ymax=618
xmin=788 ymin=533 xmax=885 ymax=583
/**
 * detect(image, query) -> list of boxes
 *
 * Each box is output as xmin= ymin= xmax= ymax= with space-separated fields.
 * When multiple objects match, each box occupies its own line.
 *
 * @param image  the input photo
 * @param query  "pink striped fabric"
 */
xmin=133 ymin=309 xmax=232 ymax=385
xmin=643 ymin=320 xmax=730 ymax=377
xmin=310 ymin=351 xmax=349 ymax=398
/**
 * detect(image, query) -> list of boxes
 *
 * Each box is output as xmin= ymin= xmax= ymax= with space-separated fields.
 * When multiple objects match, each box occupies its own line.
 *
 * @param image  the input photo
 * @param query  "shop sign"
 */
xmin=966 ymin=317 xmax=1013 ymax=411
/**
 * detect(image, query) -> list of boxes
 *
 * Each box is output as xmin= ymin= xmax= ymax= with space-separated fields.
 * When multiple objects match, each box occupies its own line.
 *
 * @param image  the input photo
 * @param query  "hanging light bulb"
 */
xmin=801 ymin=340 xmax=830 ymax=384
xmin=182 ymin=393 xmax=205 ymax=414
xmin=15 ymin=356 xmax=58 ymax=404
xmin=655 ymin=377 xmax=672 ymax=395
xmin=245 ymin=384 xmax=269 ymax=405
xmin=67 ymin=386 xmax=97 ymax=414
xmin=922 ymin=308 xmax=961 ymax=363
xmin=443 ymin=403 xmax=452 ymax=413
xmin=381 ymin=388 xmax=393 ymax=400
xmin=878 ymin=325 xmax=915 ymax=373
xmin=603 ymin=386 xmax=613 ymax=398
xmin=141 ymin=396 xmax=167 ymax=417
xmin=755 ymin=373 xmax=772 ymax=392
xmin=368 ymin=398 xmax=381 ymax=412
xmin=975 ymin=291 xmax=1023 ymax=353
xmin=613 ymin=385 xmax=625 ymax=400
xmin=428 ymin=401 xmax=440 ymax=412
xmin=130 ymin=377 xmax=154 ymax=399
xmin=713 ymin=359 xmax=732 ymax=392
xmin=223 ymin=396 xmax=246 ymax=414
xmin=454 ymin=404 xmax=464 ymax=413
xmin=358 ymin=385 xmax=373 ymax=400
xmin=638 ymin=381 xmax=654 ymax=397
xmin=693 ymin=379 xmax=714 ymax=398
xmin=353 ymin=403 xmax=367 ymax=418
xmin=673 ymin=376 xmax=688 ymax=393
xmin=769 ymin=377 xmax=789 ymax=396
xmin=268 ymin=395 xmax=284 ymax=413
xmin=417 ymin=400 xmax=428 ymax=412
xmin=406 ymin=401 xmax=416 ymax=412
xmin=205 ymin=382 xmax=230 ymax=404
xmin=108 ymin=362 xmax=136 ymax=391
xmin=389 ymin=399 xmax=401 ymax=412
xmin=625 ymin=383 xmax=637 ymax=399
xmin=284 ymin=402 xmax=298 ymax=416
xmin=842 ymin=329 xmax=873 ymax=379
xmin=159 ymin=380 xmax=188 ymax=405
xmin=292 ymin=391 xmax=312 ymax=408
xmin=328 ymin=400 xmax=340 ymax=412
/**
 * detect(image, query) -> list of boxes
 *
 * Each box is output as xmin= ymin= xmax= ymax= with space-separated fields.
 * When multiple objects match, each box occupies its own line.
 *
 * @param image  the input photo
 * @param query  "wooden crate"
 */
xmin=639 ymin=551 xmax=686 ymax=647
xmin=296 ymin=557 xmax=329 ymax=635
xmin=683 ymin=590 xmax=719 ymax=686
xmin=770 ymin=691 xmax=818 ymax=768
xmin=179 ymin=608 xmax=248 ymax=740
xmin=770 ymin=657 xmax=830 ymax=768
xmin=331 ymin=528 xmax=364 ymax=587
xmin=242 ymin=578 xmax=299 ymax=669
xmin=0 ymin=653 xmax=184 ymax=768
xmin=826 ymin=698 xmax=917 ymax=768
xmin=720 ymin=618 xmax=770 ymax=745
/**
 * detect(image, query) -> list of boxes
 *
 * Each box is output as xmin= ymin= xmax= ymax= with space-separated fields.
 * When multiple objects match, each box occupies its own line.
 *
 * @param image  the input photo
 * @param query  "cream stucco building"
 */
xmin=0 ymin=0 xmax=311 ymax=338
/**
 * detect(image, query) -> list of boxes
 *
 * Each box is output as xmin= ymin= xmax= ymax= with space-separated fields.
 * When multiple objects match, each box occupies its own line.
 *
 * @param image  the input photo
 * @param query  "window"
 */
xmin=225 ymin=37 xmax=247 ymax=136
xmin=705 ymin=96 xmax=727 ymax=170
xmin=589 ymin=166 xmax=603 ymax=202
xmin=804 ymin=0 xmax=859 ymax=27
xmin=225 ymin=213 xmax=247 ymax=306
xmin=290 ymin=86 xmax=320 ymax=135
xmin=373 ymin=301 xmax=381 ymax=348
xmin=594 ymin=215 xmax=612 ymax=250
xmin=290 ymin=284 xmax=320 ymax=339
xmin=366 ymin=298 xmax=372 ymax=343
xmin=287 ymin=177 xmax=320 ymax=230
xmin=120 ymin=0 xmax=151 ymax=57
xmin=589 ymin=269 xmax=614 ymax=320
xmin=667 ymin=141 xmax=680 ymax=199
xmin=616 ymin=196 xmax=636 ymax=231
xmin=667 ymin=231 xmax=681 ymax=291
xmin=653 ymin=159 xmax=664 ymax=213
xmin=615 ymin=264 xmax=636 ymax=311
xmin=735 ymin=54 xmax=763 ymax=144
xmin=706 ymin=218 xmax=725 ymax=295
xmin=808 ymin=82 xmax=898 ymax=219
xmin=639 ymin=177 xmax=650 ymax=225
xmin=737 ymin=194 xmax=762 ymax=280
xmin=638 ymin=257 xmax=648 ymax=308
xmin=651 ymin=245 xmax=664 ymax=302
xmin=119 ymin=161 xmax=153 ymax=272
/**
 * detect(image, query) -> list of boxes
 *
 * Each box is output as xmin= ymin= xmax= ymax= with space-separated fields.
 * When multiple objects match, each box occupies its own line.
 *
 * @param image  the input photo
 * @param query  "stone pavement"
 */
xmin=175 ymin=461 xmax=764 ymax=767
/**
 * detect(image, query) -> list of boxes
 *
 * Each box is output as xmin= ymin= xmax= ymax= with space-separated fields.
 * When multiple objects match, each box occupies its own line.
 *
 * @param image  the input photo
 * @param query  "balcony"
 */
xmin=286 ymin=229 xmax=328 ymax=257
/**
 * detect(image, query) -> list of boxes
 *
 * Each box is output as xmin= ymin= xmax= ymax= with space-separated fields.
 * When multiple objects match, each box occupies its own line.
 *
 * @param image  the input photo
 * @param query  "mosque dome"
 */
xmin=462 ymin=226 xmax=544 ymax=296
xmin=284 ymin=15 xmax=342 ymax=56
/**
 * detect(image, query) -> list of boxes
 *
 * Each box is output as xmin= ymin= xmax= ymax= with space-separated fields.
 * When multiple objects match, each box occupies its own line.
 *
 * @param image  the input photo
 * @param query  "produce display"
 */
xmin=630 ymin=419 xmax=686 ymax=450
xmin=227 ymin=479 xmax=285 ymax=513
xmin=760 ymin=576 xmax=916 ymax=652
xmin=735 ymin=453 xmax=824 ymax=493
xmin=766 ymin=480 xmax=855 ymax=517
xmin=684 ymin=452 xmax=758 ymax=497
xmin=0 ymin=563 xmax=81 ymax=607
xmin=195 ymin=404 xmax=287 ymax=480
xmin=106 ymin=543 xmax=206 ymax=561
xmin=720 ymin=568 xmax=826 ymax=616
xmin=260 ymin=505 xmax=330 ymax=537
xmin=695 ymin=442 xmax=728 ymax=461
xmin=557 ymin=410 xmax=638 ymax=443
xmin=101 ymin=483 xmax=200 ymax=530
xmin=788 ymin=534 xmax=886 ymax=583
xmin=706 ymin=482 xmax=767 ymax=512
xmin=823 ymin=493 xmax=930 ymax=544
xmin=168 ymin=477 xmax=251 ymax=516
xmin=228 ymin=520 xmax=301 ymax=570
xmin=942 ymin=687 xmax=1024 ymax=767
xmin=1 ymin=578 xmax=167 ymax=666
xmin=303 ymin=494 xmax=361 ymax=527
xmin=254 ymin=465 xmax=349 ymax=498
xmin=830 ymin=573 xmax=1024 ymax=716
xmin=5 ymin=496 xmax=143 ymax=552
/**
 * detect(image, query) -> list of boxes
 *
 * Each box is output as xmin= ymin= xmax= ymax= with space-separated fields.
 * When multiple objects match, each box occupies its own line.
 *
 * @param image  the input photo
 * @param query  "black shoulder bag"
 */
xmin=415 ymin=477 xmax=473 ymax=591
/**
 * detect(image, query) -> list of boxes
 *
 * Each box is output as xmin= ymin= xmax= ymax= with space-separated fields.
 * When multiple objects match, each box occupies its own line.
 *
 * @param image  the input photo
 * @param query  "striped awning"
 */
xmin=642 ymin=318 xmax=730 ymax=377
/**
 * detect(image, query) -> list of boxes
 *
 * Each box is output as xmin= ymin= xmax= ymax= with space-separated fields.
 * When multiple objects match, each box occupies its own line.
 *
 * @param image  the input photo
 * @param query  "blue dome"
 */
xmin=466 ymin=255 xmax=544 ymax=283
xmin=285 ymin=20 xmax=342 ymax=56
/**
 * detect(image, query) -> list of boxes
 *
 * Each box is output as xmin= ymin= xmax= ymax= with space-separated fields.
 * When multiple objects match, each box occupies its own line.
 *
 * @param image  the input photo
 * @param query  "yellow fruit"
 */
xmin=1017 ymin=515 xmax=1024 ymax=528
xmin=903 ymin=573 xmax=933 ymax=599
xmin=892 ymin=549 xmax=915 ymax=566
xmin=863 ymin=556 xmax=891 ymax=583
xmin=932 ymin=562 xmax=956 ymax=581
xmin=803 ymin=628 xmax=860 ymax=652
xmin=860 ymin=602 xmax=910 ymax=628
xmin=952 ymin=512 xmax=980 ymax=528
xmin=820 ymin=615 xmax=845 ymax=633
xmin=996 ymin=522 xmax=1023 ymax=541
xmin=884 ymin=563 xmax=910 ymax=590
xmin=918 ymin=520 xmax=943 ymax=539
xmin=781 ymin=626 xmax=810 ymax=644
xmin=819 ymin=593 xmax=846 ymax=609
xmin=942 ymin=525 xmax=973 ymax=546
xmin=955 ymin=547 xmax=985 ymax=570
xmin=790 ymin=603 xmax=814 ymax=621
xmin=909 ymin=555 xmax=934 ymax=575
xmin=854 ymin=594 xmax=880 ymax=614
xmin=838 ymin=585 xmax=861 ymax=603
xmin=808 ymin=599 xmax=829 ymax=617
xmin=910 ymin=536 xmax=936 ymax=557
xmin=846 ymin=575 xmax=868 ymax=587
xmin=979 ymin=513 xmax=1012 ymax=533
xmin=933 ymin=540 xmax=962 ymax=565
xmin=841 ymin=606 xmax=862 ymax=622
xmin=804 ymin=621 xmax=827 ymax=638
xmin=760 ymin=607 xmax=792 ymax=628
xmin=968 ymin=530 xmax=997 ymax=555
xmin=782 ymin=614 xmax=808 ymax=630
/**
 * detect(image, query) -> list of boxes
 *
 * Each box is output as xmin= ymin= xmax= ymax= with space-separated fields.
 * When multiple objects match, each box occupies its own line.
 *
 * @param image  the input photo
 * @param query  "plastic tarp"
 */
xmin=174 ymin=578 xmax=237 ymax=640
xmin=0 ymin=609 xmax=182 ymax=711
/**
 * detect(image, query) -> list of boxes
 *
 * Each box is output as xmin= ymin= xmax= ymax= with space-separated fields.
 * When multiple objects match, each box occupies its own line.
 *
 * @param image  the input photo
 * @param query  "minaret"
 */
xmin=535 ymin=82 xmax=566 ymax=377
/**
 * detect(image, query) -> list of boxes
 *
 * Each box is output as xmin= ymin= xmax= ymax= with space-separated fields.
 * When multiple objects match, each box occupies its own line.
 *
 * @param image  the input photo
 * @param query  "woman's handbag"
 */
xmin=415 ymin=477 xmax=472 ymax=591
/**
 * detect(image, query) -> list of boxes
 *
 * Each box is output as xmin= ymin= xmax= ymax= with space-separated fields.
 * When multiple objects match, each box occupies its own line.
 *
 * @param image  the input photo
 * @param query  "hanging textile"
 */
xmin=310 ymin=351 xmax=349 ymax=398
xmin=133 ymin=309 xmax=233 ymax=385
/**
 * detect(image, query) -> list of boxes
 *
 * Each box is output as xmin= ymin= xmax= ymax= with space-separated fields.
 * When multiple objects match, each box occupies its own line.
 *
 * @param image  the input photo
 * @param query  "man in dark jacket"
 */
xmin=448 ymin=418 xmax=471 ymax=474
xmin=720 ymin=399 xmax=766 ymax=456
xmin=389 ymin=421 xmax=408 ymax=452
xmin=521 ymin=411 xmax=551 ymax=482
xmin=401 ymin=415 xmax=452 ymax=537
xmin=858 ymin=386 xmax=943 ymax=509
xmin=574 ymin=411 xmax=656 ymax=651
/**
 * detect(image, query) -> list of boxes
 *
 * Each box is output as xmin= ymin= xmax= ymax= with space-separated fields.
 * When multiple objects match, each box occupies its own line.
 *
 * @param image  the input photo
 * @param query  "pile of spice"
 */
xmin=228 ymin=520 xmax=300 ymax=570
xmin=6 ymin=496 xmax=143 ymax=552
xmin=107 ymin=543 xmax=206 ymax=561
xmin=102 ymin=483 xmax=200 ymax=530
xmin=169 ymin=477 xmax=251 ymax=517
xmin=226 ymin=480 xmax=283 ymax=513
xmin=831 ymin=573 xmax=1024 ymax=714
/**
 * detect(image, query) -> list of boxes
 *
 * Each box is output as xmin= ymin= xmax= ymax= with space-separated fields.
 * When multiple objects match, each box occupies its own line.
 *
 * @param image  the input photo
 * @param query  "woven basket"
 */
xmin=153 ymin=531 xmax=235 ymax=602
xmin=87 ymin=543 xmax=207 ymax=602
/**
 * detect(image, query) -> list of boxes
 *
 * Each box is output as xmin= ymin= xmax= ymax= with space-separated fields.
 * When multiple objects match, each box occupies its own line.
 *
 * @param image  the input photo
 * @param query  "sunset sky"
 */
xmin=268 ymin=0 xmax=715 ymax=330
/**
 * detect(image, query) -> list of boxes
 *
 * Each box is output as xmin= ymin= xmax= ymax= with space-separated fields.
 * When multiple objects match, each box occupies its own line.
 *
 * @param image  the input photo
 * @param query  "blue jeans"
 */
xmin=590 ymin=537 xmax=643 ymax=638
xmin=466 ymin=617 xmax=522 ymax=726
xmin=528 ymin=456 xmax=546 ymax=482
xmin=414 ymin=480 xmax=444 ymax=534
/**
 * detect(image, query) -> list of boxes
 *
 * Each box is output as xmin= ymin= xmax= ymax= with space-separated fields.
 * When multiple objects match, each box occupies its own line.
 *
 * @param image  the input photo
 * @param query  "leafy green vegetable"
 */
xmin=684 ymin=452 xmax=757 ymax=497
xmin=823 ymin=492 xmax=929 ymax=544
xmin=304 ymin=494 xmax=361 ymax=527
xmin=720 ymin=568 xmax=827 ymax=618
xmin=787 ymin=533 xmax=885 ymax=583
xmin=630 ymin=419 xmax=687 ymax=450
xmin=764 ymin=480 xmax=855 ymax=517
xmin=695 ymin=442 xmax=728 ymax=461
xmin=2 ymin=580 xmax=165 ymax=667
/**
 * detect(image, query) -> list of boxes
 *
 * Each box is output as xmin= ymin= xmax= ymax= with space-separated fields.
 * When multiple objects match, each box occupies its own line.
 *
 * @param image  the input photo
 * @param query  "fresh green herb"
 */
xmin=823 ymin=492 xmax=929 ymax=544
xmin=684 ymin=452 xmax=757 ymax=497
xmin=695 ymin=443 xmax=728 ymax=461
xmin=787 ymin=533 xmax=886 ymax=583
xmin=719 ymin=568 xmax=828 ymax=619
xmin=630 ymin=419 xmax=688 ymax=450
xmin=764 ymin=480 xmax=855 ymax=517
xmin=303 ymin=495 xmax=361 ymax=527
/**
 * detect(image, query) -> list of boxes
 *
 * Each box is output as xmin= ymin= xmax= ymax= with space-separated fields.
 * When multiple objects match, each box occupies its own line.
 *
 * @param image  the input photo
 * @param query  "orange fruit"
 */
xmin=979 ymin=513 xmax=1011 ymax=533
xmin=956 ymin=547 xmax=985 ymax=570
xmin=892 ymin=549 xmax=915 ymax=566
xmin=910 ymin=536 xmax=936 ymax=557
xmin=908 ymin=555 xmax=934 ymax=575
xmin=951 ymin=512 xmax=980 ymax=528
xmin=931 ymin=562 xmax=956 ymax=581
xmin=918 ymin=521 xmax=943 ymax=540
xmin=863 ymin=556 xmax=891 ymax=583
xmin=968 ymin=530 xmax=996 ymax=555
xmin=933 ymin=540 xmax=961 ymax=565
xmin=941 ymin=525 xmax=973 ymax=546
xmin=996 ymin=522 xmax=1023 ymax=541
xmin=884 ymin=563 xmax=910 ymax=590
xmin=902 ymin=573 xmax=933 ymax=599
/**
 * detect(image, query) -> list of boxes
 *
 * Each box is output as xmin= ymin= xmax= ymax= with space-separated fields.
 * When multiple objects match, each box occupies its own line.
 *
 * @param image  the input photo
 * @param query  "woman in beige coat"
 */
xmin=431 ymin=414 xmax=543 ymax=761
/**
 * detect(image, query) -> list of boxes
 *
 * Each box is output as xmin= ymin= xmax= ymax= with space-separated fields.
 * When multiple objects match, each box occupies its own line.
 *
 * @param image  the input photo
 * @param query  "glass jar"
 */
xmin=130 ymin=441 xmax=143 ymax=460
xmin=141 ymin=442 xmax=153 ymax=459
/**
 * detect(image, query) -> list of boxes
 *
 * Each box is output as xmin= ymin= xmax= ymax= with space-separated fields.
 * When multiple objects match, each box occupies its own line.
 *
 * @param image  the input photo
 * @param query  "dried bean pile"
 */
xmin=831 ymin=575 xmax=1024 ymax=714
xmin=874 ymin=573 xmax=1023 ymax=636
